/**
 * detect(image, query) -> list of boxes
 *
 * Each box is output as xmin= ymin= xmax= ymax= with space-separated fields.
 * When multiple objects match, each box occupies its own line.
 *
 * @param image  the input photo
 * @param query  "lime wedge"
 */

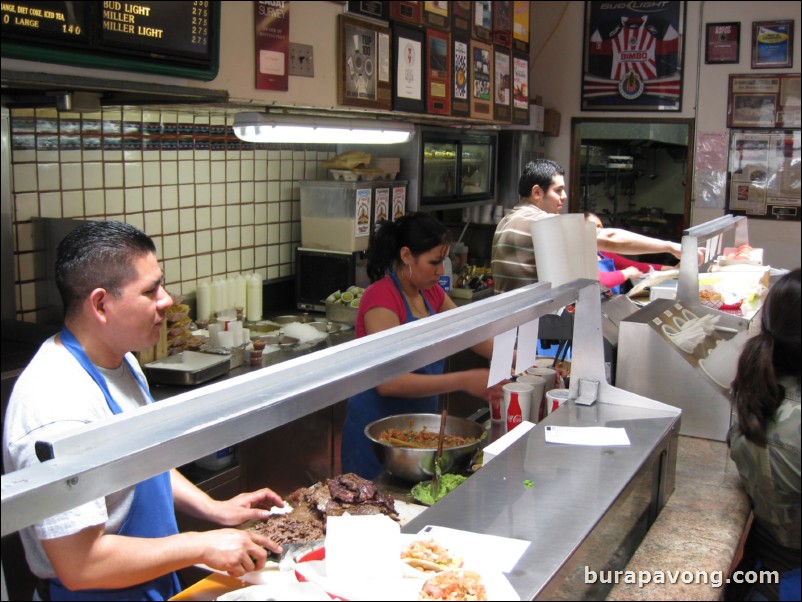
xmin=341 ymin=291 xmax=354 ymax=303
xmin=350 ymin=298 xmax=360 ymax=308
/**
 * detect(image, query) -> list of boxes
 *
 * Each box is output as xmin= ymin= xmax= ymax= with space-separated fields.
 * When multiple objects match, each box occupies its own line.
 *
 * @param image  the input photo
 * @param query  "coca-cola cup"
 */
xmin=489 ymin=391 xmax=503 ymax=422
xmin=516 ymin=374 xmax=546 ymax=422
xmin=502 ymin=382 xmax=534 ymax=433
xmin=525 ymin=366 xmax=561 ymax=420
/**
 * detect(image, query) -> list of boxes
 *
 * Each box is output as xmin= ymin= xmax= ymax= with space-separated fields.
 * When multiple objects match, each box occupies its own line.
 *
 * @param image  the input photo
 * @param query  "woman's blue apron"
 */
xmin=597 ymin=253 xmax=621 ymax=294
xmin=341 ymin=273 xmax=445 ymax=479
xmin=45 ymin=328 xmax=181 ymax=601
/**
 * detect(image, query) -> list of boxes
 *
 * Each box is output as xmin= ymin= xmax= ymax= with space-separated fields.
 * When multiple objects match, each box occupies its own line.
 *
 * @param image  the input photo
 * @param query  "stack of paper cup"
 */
xmin=546 ymin=389 xmax=571 ymax=415
xmin=516 ymin=374 xmax=546 ymax=422
xmin=502 ymin=382 xmax=534 ymax=433
xmin=526 ymin=366 xmax=560 ymax=420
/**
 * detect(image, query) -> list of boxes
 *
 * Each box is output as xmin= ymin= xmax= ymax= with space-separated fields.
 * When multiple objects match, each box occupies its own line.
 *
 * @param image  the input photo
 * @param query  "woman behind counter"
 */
xmin=341 ymin=213 xmax=500 ymax=479
xmin=728 ymin=267 xmax=800 ymax=601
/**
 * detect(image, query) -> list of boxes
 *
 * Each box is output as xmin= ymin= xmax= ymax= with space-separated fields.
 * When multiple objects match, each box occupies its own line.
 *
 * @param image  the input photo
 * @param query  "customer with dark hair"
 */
xmin=3 ymin=221 xmax=284 ymax=601
xmin=492 ymin=159 xmax=690 ymax=293
xmin=341 ymin=213 xmax=500 ymax=479
xmin=728 ymin=268 xmax=801 ymax=601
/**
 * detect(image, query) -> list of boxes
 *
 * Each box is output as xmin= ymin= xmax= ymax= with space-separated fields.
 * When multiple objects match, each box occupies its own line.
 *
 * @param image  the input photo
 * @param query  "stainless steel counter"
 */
xmin=403 ymin=399 xmax=680 ymax=601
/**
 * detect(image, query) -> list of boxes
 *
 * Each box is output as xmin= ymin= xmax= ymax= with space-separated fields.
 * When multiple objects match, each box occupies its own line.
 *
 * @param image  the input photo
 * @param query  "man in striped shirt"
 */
xmin=491 ymin=159 xmax=686 ymax=294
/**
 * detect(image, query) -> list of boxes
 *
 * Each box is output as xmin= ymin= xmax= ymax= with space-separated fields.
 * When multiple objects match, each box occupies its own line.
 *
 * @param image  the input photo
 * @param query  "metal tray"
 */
xmin=143 ymin=351 xmax=231 ymax=386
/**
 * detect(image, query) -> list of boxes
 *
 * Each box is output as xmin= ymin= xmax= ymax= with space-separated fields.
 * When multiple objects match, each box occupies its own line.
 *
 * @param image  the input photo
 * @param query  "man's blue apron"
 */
xmin=44 ymin=328 xmax=181 ymax=601
xmin=341 ymin=272 xmax=445 ymax=479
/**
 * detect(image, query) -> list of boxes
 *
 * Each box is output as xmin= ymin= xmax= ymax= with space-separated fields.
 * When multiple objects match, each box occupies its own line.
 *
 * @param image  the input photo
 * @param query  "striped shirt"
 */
xmin=491 ymin=202 xmax=555 ymax=293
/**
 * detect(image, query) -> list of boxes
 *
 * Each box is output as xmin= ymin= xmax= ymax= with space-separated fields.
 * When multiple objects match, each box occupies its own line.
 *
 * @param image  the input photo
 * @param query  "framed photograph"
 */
xmin=727 ymin=73 xmax=800 ymax=128
xmin=752 ymin=20 xmax=794 ymax=69
xmin=346 ymin=1 xmax=390 ymax=23
xmin=423 ymin=1 xmax=449 ymax=31
xmin=705 ymin=22 xmax=740 ymax=64
xmin=338 ymin=15 xmax=392 ymax=110
xmin=393 ymin=23 xmax=426 ymax=113
xmin=390 ymin=1 xmax=421 ymax=25
xmin=581 ymin=1 xmax=686 ymax=112
xmin=426 ymin=28 xmax=450 ymax=115
xmin=451 ymin=34 xmax=471 ymax=117
xmin=470 ymin=39 xmax=493 ymax=120
xmin=493 ymin=46 xmax=511 ymax=122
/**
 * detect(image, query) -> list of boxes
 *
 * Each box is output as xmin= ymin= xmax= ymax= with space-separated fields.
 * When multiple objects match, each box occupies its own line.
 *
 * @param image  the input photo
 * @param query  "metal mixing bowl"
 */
xmin=365 ymin=413 xmax=486 ymax=482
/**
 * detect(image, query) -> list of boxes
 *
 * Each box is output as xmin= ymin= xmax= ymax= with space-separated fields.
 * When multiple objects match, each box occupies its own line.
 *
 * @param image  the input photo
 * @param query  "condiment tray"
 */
xmin=143 ymin=350 xmax=231 ymax=386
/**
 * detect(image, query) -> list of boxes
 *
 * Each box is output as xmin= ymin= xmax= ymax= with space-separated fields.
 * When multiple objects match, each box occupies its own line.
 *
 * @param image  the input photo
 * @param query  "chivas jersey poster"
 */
xmin=582 ymin=1 xmax=686 ymax=111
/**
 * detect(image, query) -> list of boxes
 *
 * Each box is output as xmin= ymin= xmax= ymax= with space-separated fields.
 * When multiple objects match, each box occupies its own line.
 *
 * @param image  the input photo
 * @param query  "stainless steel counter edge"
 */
xmin=2 ymin=279 xmax=593 ymax=536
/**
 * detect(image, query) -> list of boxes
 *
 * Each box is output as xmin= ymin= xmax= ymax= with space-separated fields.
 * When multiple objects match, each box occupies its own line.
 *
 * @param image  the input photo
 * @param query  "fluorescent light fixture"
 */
xmin=232 ymin=112 xmax=415 ymax=145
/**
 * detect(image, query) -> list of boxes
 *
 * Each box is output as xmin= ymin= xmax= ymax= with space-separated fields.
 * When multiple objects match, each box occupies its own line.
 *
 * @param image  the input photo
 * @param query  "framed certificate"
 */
xmin=426 ymin=28 xmax=450 ymax=115
xmin=492 ymin=0 xmax=512 ymax=48
xmin=493 ymin=46 xmax=511 ymax=122
xmin=451 ymin=0 xmax=472 ymax=36
xmin=390 ymin=1 xmax=421 ymax=25
xmin=470 ymin=39 xmax=493 ymax=120
xmin=423 ymin=1 xmax=449 ymax=31
xmin=346 ymin=1 xmax=390 ymax=23
xmin=705 ymin=22 xmax=740 ymax=64
xmin=472 ymin=0 xmax=492 ymax=43
xmin=512 ymin=0 xmax=530 ymax=53
xmin=751 ymin=20 xmax=794 ymax=69
xmin=338 ymin=15 xmax=392 ymax=111
xmin=393 ymin=23 xmax=426 ymax=113
xmin=451 ymin=34 xmax=470 ymax=117
xmin=512 ymin=52 xmax=530 ymax=124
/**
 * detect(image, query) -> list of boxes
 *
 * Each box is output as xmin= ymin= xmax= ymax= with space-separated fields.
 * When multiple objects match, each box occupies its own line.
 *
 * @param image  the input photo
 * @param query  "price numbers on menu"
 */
xmin=1 ymin=1 xmax=219 ymax=78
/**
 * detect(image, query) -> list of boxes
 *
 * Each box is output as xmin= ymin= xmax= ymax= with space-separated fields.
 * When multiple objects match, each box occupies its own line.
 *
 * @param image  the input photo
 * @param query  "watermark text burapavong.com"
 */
xmin=585 ymin=566 xmax=779 ymax=589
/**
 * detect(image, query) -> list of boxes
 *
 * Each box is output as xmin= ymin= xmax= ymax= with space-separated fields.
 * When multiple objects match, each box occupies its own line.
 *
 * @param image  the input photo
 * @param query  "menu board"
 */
xmin=1 ymin=1 xmax=220 ymax=80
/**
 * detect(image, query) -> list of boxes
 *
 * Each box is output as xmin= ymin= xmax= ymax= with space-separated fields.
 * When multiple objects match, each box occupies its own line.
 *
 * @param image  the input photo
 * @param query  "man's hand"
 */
xmin=211 ymin=488 xmax=285 ymax=526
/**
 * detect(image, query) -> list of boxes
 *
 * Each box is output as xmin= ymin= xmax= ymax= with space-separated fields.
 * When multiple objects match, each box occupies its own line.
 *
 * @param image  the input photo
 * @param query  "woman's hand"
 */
xmin=459 ymin=369 xmax=505 ymax=402
xmin=622 ymin=266 xmax=644 ymax=281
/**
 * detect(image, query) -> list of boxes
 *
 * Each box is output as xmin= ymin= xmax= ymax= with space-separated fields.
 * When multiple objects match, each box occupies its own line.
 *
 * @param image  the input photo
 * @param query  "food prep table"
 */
xmin=2 ymin=280 xmax=680 ymax=601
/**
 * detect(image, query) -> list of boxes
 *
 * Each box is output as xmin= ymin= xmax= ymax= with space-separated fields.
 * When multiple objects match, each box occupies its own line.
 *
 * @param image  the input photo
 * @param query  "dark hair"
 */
xmin=730 ymin=268 xmax=801 ymax=446
xmin=56 ymin=221 xmax=157 ymax=317
xmin=366 ymin=212 xmax=450 ymax=282
xmin=518 ymin=159 xmax=565 ymax=198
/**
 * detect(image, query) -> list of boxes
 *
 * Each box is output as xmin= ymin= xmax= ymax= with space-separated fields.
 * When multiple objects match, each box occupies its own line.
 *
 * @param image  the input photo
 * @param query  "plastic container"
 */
xmin=438 ymin=256 xmax=453 ymax=294
xmin=300 ymin=181 xmax=374 ymax=252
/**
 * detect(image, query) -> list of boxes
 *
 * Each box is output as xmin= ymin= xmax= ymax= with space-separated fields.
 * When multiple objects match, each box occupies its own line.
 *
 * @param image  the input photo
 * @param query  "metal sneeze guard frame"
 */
xmin=2 ymin=278 xmax=681 ymax=600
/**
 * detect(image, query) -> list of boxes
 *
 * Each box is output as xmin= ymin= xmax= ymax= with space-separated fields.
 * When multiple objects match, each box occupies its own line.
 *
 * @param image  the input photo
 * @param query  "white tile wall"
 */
xmin=9 ymin=107 xmax=334 ymax=322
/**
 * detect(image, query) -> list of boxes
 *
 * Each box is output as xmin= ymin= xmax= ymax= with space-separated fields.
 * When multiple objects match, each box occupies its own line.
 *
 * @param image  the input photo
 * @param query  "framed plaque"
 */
xmin=472 ymin=1 xmax=492 ymax=43
xmin=426 ymin=28 xmax=451 ymax=115
xmin=390 ymin=1 xmax=421 ymax=25
xmin=727 ymin=73 xmax=800 ymax=129
xmin=346 ymin=2 xmax=390 ymax=23
xmin=338 ymin=15 xmax=392 ymax=110
xmin=751 ymin=20 xmax=794 ymax=69
xmin=512 ymin=52 xmax=530 ymax=124
xmin=493 ymin=1 xmax=512 ymax=48
xmin=493 ymin=46 xmax=511 ymax=122
xmin=451 ymin=1 xmax=472 ymax=36
xmin=393 ymin=23 xmax=426 ymax=113
xmin=423 ymin=1 xmax=449 ymax=31
xmin=705 ymin=22 xmax=740 ymax=64
xmin=470 ymin=39 xmax=493 ymax=120
xmin=451 ymin=34 xmax=471 ymax=117
xmin=512 ymin=1 xmax=530 ymax=53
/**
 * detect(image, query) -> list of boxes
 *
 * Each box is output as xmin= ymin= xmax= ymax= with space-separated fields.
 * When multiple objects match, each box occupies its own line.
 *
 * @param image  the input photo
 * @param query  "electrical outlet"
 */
xmin=289 ymin=43 xmax=314 ymax=77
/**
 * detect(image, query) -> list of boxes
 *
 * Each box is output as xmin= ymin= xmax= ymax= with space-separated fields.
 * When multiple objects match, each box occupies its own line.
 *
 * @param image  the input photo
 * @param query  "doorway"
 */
xmin=570 ymin=118 xmax=694 ymax=242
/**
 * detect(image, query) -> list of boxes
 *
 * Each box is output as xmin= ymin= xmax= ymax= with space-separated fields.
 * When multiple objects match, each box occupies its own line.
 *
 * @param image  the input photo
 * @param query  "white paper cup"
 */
xmin=526 ymin=366 xmax=561 ymax=390
xmin=516 ymin=374 xmax=546 ymax=422
xmin=546 ymin=388 xmax=571 ymax=415
xmin=502 ymin=382 xmax=534 ymax=433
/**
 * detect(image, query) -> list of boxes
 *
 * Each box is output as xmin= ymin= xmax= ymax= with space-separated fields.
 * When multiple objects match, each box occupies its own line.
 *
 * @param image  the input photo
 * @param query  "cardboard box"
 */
xmin=543 ymin=108 xmax=561 ymax=136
